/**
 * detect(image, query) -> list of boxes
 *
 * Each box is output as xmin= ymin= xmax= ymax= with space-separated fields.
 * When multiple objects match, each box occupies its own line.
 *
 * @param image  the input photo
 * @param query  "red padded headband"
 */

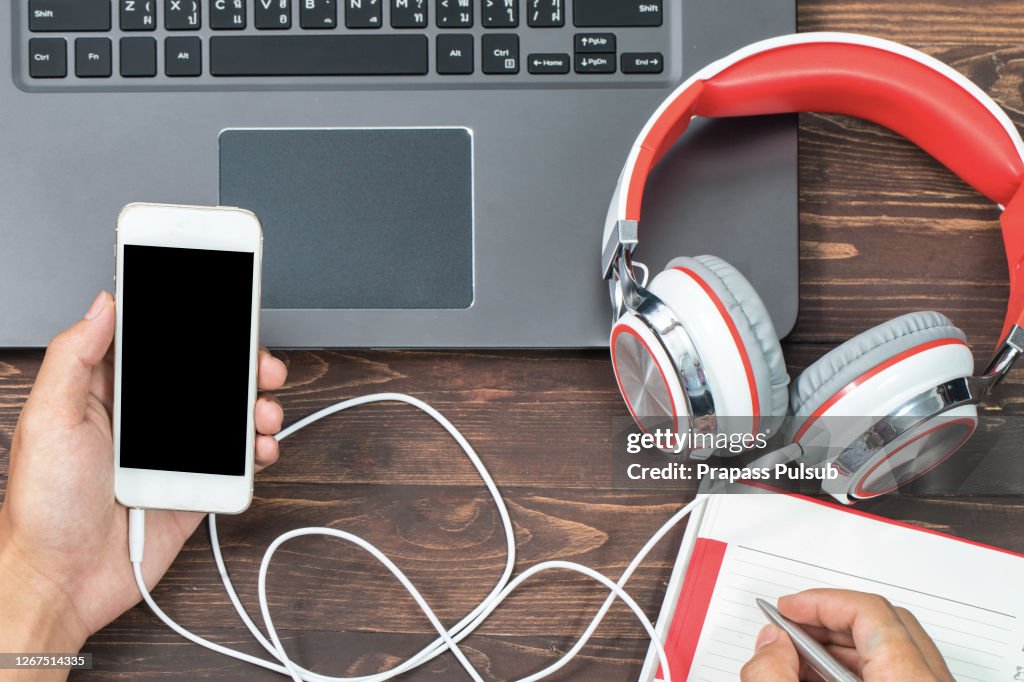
xmin=608 ymin=33 xmax=1024 ymax=341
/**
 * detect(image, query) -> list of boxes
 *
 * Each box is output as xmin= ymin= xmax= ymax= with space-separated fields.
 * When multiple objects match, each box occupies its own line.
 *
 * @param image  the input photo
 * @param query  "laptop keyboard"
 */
xmin=17 ymin=0 xmax=673 ymax=88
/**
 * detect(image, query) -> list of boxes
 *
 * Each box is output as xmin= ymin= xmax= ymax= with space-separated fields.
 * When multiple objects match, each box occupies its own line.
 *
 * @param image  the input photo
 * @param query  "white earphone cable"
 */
xmin=129 ymin=393 xmax=707 ymax=681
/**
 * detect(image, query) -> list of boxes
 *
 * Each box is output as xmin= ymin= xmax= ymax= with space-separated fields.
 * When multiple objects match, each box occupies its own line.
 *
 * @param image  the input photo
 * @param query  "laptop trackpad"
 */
xmin=220 ymin=128 xmax=474 ymax=310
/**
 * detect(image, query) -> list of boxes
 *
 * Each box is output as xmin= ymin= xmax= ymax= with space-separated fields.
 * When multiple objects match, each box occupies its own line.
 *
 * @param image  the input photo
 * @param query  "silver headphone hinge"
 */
xmin=602 ymin=220 xmax=638 ymax=281
xmin=977 ymin=324 xmax=1024 ymax=395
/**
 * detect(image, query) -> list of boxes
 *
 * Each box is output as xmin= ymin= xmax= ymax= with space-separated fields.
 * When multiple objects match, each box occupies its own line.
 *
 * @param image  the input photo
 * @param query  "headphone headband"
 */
xmin=604 ymin=32 xmax=1024 ymax=342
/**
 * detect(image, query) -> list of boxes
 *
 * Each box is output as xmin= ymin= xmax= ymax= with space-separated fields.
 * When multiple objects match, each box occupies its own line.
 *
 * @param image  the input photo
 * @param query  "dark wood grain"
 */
xmin=792 ymin=23 xmax=1024 ymax=345
xmin=3 ymin=1 xmax=1024 ymax=680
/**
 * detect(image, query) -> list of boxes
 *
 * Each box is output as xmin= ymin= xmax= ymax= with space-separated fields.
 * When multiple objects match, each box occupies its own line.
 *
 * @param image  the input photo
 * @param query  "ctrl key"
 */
xmin=29 ymin=38 xmax=67 ymax=78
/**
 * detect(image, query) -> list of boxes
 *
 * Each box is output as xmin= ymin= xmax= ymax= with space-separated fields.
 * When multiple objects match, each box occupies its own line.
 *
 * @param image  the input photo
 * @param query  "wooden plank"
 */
xmin=76 ymin=627 xmax=656 ymax=681
xmin=2 ymin=346 xmax=1024 ymax=490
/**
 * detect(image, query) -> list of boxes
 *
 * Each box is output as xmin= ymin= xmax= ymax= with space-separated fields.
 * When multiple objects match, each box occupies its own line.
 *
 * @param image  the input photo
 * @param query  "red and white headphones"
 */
xmin=603 ymin=32 xmax=1024 ymax=503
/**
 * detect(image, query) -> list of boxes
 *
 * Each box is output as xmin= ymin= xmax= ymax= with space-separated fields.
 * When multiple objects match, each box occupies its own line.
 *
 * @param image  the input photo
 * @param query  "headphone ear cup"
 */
xmin=789 ymin=311 xmax=976 ymax=500
xmin=610 ymin=309 xmax=689 ymax=436
xmin=790 ymin=311 xmax=970 ymax=426
xmin=651 ymin=255 xmax=790 ymax=440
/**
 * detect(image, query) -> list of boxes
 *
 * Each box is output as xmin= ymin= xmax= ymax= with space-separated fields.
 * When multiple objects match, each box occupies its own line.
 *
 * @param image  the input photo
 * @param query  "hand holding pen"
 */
xmin=741 ymin=589 xmax=955 ymax=682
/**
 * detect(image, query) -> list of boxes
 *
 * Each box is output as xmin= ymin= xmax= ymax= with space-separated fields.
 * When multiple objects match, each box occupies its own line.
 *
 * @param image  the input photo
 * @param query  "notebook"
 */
xmin=639 ymin=494 xmax=1024 ymax=682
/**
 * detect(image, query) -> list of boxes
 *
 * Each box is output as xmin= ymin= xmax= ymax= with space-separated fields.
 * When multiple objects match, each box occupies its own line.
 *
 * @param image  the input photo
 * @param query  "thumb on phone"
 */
xmin=741 ymin=625 xmax=801 ymax=681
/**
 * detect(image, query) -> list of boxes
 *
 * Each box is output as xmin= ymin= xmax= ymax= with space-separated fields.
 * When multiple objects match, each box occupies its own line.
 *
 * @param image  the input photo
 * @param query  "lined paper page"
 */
xmin=653 ymin=495 xmax=1024 ymax=682
xmin=689 ymin=544 xmax=1019 ymax=681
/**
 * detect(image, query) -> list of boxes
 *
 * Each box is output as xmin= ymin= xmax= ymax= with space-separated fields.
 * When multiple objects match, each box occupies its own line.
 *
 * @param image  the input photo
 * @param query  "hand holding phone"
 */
xmin=0 ymin=283 xmax=286 ymax=655
xmin=114 ymin=203 xmax=264 ymax=514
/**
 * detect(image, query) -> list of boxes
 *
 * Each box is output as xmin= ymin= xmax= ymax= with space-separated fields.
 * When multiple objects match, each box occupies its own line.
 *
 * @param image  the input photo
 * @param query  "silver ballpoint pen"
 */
xmin=756 ymin=598 xmax=863 ymax=682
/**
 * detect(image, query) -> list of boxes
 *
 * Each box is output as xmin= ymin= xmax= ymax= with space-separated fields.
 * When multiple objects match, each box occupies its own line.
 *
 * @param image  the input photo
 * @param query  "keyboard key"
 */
xmin=574 ymin=0 xmax=662 ymax=27
xmin=574 ymin=32 xmax=614 ymax=53
xmin=120 ymin=36 xmax=157 ymax=76
xmin=436 ymin=34 xmax=473 ymax=74
xmin=390 ymin=0 xmax=425 ymax=27
xmin=166 ymin=0 xmax=201 ymax=29
xmin=527 ymin=0 xmax=563 ymax=27
xmin=255 ymin=0 xmax=291 ymax=28
xmin=575 ymin=52 xmax=614 ymax=73
xmin=482 ymin=0 xmax=517 ymax=28
xmin=527 ymin=53 xmax=569 ymax=74
xmin=166 ymin=36 xmax=203 ymax=75
xmin=29 ymin=0 xmax=111 ymax=32
xmin=28 ymin=38 xmax=66 ymax=78
xmin=300 ymin=0 xmax=336 ymax=28
xmin=120 ymin=0 xmax=157 ymax=30
xmin=436 ymin=0 xmax=471 ymax=27
xmin=345 ymin=0 xmax=381 ymax=28
xmin=75 ymin=37 xmax=112 ymax=77
xmin=481 ymin=34 xmax=518 ymax=74
xmin=211 ymin=0 xmax=247 ymax=28
xmin=621 ymin=51 xmax=662 ymax=73
xmin=210 ymin=35 xmax=428 ymax=75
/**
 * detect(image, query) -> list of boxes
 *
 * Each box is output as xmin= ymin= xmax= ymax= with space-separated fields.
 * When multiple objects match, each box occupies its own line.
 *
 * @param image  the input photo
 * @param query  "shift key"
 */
xmin=573 ymin=0 xmax=662 ymax=27
xmin=30 ymin=0 xmax=111 ymax=32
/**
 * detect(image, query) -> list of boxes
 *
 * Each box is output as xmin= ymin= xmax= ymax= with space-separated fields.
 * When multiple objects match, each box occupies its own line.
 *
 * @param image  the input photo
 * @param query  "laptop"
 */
xmin=3 ymin=0 xmax=796 ymax=347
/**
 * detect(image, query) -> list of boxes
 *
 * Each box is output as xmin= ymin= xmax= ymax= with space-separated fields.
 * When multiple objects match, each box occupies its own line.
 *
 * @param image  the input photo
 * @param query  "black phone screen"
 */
xmin=118 ymin=245 xmax=255 ymax=476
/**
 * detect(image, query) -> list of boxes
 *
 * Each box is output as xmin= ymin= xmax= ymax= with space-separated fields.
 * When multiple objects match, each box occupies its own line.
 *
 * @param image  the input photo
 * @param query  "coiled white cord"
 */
xmin=129 ymin=393 xmax=707 ymax=681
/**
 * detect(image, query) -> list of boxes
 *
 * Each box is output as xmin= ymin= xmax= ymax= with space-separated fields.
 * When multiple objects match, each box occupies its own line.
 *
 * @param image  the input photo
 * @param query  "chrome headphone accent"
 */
xmin=602 ymin=220 xmax=638 ymax=282
xmin=815 ymin=327 xmax=1023 ymax=502
xmin=605 ymin=221 xmax=718 ymax=452
xmin=831 ymin=381 xmax=975 ymax=482
xmin=977 ymin=323 xmax=1024 ymax=396
xmin=604 ymin=220 xmax=640 ymax=320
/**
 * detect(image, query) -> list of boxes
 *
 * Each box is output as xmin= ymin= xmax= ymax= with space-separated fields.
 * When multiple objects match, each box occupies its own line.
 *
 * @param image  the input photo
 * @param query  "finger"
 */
xmin=255 ymin=434 xmax=280 ymax=472
xmin=894 ymin=607 xmax=955 ymax=681
xmin=823 ymin=644 xmax=864 ymax=676
xmin=799 ymin=622 xmax=855 ymax=649
xmin=89 ymin=346 xmax=115 ymax=415
xmin=778 ymin=590 xmax=936 ymax=679
xmin=258 ymin=348 xmax=288 ymax=391
xmin=741 ymin=625 xmax=800 ymax=681
xmin=794 ymin=647 xmax=863 ymax=682
xmin=137 ymin=508 xmax=207 ymax=590
xmin=27 ymin=292 xmax=116 ymax=427
xmin=254 ymin=394 xmax=284 ymax=435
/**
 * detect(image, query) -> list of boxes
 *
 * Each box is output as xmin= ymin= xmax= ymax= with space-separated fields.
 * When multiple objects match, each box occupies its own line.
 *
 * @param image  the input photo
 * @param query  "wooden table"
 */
xmin=3 ymin=1 xmax=1024 ymax=679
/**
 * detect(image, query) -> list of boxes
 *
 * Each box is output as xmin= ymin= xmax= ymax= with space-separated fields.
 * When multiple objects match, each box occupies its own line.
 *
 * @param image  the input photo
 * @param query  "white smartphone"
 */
xmin=114 ymin=203 xmax=263 ymax=514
